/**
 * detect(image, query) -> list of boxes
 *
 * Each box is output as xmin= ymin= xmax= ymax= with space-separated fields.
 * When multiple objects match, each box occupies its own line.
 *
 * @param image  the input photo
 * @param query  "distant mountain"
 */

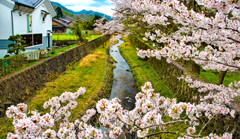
xmin=50 ymin=1 xmax=113 ymax=20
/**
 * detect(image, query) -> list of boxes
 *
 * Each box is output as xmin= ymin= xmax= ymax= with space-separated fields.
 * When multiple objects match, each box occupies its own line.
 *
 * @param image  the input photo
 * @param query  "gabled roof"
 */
xmin=78 ymin=17 xmax=86 ymax=21
xmin=58 ymin=18 xmax=71 ymax=24
xmin=63 ymin=16 xmax=77 ymax=22
xmin=12 ymin=0 xmax=43 ymax=8
xmin=52 ymin=19 xmax=69 ymax=27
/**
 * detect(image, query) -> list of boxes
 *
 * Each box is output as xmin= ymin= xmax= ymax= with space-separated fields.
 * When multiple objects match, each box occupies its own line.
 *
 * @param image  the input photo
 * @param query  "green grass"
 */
xmin=86 ymin=35 xmax=101 ymax=40
xmin=119 ymin=40 xmax=173 ymax=98
xmin=52 ymin=34 xmax=78 ymax=40
xmin=200 ymin=70 xmax=240 ymax=86
xmin=49 ymin=35 xmax=101 ymax=57
xmin=0 ymin=46 xmax=107 ymax=138
xmin=52 ymin=34 xmax=101 ymax=41
xmin=47 ymin=43 xmax=78 ymax=57
xmin=180 ymin=60 xmax=240 ymax=87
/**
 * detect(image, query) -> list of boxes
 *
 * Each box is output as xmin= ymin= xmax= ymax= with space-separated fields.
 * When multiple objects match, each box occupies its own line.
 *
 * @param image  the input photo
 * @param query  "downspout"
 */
xmin=11 ymin=9 xmax=15 ymax=35
xmin=11 ymin=4 xmax=20 ymax=35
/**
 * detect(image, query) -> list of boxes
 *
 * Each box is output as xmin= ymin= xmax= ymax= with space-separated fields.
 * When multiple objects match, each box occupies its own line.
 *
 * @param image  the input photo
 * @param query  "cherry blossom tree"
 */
xmin=5 ymin=0 xmax=240 ymax=138
xmin=94 ymin=16 xmax=124 ymax=35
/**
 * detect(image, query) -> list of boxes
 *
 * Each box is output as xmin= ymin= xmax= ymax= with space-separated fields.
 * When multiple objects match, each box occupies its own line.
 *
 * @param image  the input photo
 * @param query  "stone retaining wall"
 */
xmin=0 ymin=35 xmax=111 ymax=116
xmin=53 ymin=40 xmax=78 ymax=46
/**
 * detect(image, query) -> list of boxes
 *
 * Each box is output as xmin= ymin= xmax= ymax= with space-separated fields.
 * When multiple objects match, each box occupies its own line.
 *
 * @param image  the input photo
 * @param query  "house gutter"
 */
xmin=11 ymin=4 xmax=18 ymax=36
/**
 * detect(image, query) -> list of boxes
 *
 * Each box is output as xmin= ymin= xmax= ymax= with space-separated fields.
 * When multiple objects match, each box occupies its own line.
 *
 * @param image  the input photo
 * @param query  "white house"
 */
xmin=0 ymin=0 xmax=56 ymax=50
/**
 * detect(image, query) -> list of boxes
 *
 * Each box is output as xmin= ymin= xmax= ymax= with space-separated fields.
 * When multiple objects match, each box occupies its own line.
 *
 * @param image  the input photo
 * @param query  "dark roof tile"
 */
xmin=12 ymin=0 xmax=43 ymax=8
xmin=53 ymin=19 xmax=70 ymax=27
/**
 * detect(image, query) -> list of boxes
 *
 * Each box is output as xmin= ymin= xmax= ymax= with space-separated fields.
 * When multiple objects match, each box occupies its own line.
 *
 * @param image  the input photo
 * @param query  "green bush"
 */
xmin=0 ymin=54 xmax=31 ymax=77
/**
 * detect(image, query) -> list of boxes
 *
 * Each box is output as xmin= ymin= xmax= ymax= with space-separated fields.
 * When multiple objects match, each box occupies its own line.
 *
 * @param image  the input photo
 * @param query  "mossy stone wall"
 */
xmin=0 ymin=35 xmax=111 ymax=117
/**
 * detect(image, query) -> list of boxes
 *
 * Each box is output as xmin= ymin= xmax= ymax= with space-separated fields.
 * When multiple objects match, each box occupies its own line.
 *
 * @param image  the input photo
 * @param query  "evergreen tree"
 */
xmin=7 ymin=34 xmax=26 ymax=55
xmin=83 ymin=14 xmax=104 ymax=30
xmin=55 ymin=7 xmax=63 ymax=18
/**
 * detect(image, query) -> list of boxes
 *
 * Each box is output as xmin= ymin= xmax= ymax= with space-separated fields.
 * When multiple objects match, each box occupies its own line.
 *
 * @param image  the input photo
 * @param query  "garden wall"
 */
xmin=129 ymin=36 xmax=240 ymax=138
xmin=53 ymin=40 xmax=78 ymax=46
xmin=0 ymin=35 xmax=111 ymax=117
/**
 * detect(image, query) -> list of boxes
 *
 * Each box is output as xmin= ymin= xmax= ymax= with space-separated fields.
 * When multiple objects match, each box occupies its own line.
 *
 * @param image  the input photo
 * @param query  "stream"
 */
xmin=100 ymin=39 xmax=138 ymax=138
xmin=100 ymin=39 xmax=138 ymax=139
xmin=109 ymin=39 xmax=138 ymax=110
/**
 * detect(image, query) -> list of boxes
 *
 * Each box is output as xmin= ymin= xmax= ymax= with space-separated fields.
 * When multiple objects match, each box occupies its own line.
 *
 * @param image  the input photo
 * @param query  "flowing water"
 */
xmin=100 ymin=39 xmax=138 ymax=139
xmin=109 ymin=39 xmax=138 ymax=110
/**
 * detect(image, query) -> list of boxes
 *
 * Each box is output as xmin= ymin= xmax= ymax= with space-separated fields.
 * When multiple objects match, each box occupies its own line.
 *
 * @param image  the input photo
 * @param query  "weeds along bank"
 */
xmin=0 ymin=35 xmax=111 ymax=117
xmin=119 ymin=36 xmax=240 ymax=138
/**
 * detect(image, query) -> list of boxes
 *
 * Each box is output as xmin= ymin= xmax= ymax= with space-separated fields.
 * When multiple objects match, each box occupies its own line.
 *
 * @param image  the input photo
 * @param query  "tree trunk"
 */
xmin=216 ymin=70 xmax=227 ymax=85
xmin=182 ymin=59 xmax=186 ymax=65
xmin=192 ymin=61 xmax=200 ymax=75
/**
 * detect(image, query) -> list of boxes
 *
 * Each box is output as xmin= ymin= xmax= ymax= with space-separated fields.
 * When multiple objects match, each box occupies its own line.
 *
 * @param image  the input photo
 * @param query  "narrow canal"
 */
xmin=101 ymin=39 xmax=138 ymax=139
xmin=109 ymin=39 xmax=138 ymax=110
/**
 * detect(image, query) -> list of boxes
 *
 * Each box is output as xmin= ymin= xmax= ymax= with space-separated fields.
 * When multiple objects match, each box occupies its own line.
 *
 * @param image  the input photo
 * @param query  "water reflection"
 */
xmin=109 ymin=39 xmax=138 ymax=110
xmin=101 ymin=39 xmax=138 ymax=139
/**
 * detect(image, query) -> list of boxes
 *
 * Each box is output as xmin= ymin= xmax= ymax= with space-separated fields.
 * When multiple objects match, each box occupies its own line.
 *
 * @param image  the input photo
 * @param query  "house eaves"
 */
xmin=11 ymin=0 xmax=43 ymax=8
xmin=0 ymin=0 xmax=14 ymax=9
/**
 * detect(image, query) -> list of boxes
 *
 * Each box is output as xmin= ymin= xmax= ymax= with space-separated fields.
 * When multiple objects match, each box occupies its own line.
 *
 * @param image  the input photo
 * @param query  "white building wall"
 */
xmin=0 ymin=3 xmax=12 ymax=39
xmin=13 ymin=11 xmax=28 ymax=35
xmin=32 ymin=3 xmax=52 ymax=37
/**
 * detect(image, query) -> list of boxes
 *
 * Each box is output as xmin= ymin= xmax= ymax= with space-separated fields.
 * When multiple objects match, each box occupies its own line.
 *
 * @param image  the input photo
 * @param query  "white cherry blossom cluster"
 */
xmin=5 ymin=87 xmax=103 ymax=139
xmin=6 ymin=82 xmax=235 ymax=138
xmin=124 ymin=0 xmax=240 ymax=72
xmin=94 ymin=82 xmax=234 ymax=138
xmin=178 ymin=75 xmax=239 ymax=118
xmin=94 ymin=16 xmax=124 ymax=35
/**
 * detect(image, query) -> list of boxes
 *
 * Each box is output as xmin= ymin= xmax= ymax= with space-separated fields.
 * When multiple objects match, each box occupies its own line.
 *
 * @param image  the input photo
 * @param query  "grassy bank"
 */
xmin=52 ymin=34 xmax=100 ymax=41
xmin=200 ymin=70 xmax=240 ymax=86
xmin=119 ymin=38 xmax=188 ymax=138
xmin=119 ymin=39 xmax=173 ymax=98
xmin=0 ymin=45 xmax=109 ymax=138
xmin=47 ymin=43 xmax=78 ymax=57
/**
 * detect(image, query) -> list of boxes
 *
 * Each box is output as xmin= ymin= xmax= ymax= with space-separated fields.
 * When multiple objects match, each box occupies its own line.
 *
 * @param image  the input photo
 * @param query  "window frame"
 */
xmin=21 ymin=33 xmax=43 ymax=47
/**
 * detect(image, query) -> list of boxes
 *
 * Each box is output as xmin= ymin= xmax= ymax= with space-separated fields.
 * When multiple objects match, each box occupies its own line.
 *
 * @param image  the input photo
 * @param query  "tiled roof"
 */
xmin=12 ymin=0 xmax=43 ymax=8
xmin=52 ymin=19 xmax=70 ymax=27
xmin=59 ymin=18 xmax=71 ymax=24
xmin=63 ymin=16 xmax=77 ymax=22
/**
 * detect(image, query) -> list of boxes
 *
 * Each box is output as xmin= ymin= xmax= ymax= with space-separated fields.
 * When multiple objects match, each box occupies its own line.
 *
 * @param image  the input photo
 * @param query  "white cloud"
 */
xmin=51 ymin=0 xmax=95 ymax=6
xmin=67 ymin=5 xmax=115 ymax=16
xmin=51 ymin=0 xmax=115 ymax=16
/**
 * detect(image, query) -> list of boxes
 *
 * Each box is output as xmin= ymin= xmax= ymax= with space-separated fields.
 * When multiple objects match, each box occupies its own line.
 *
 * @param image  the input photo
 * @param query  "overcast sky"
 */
xmin=51 ymin=0 xmax=115 ymax=16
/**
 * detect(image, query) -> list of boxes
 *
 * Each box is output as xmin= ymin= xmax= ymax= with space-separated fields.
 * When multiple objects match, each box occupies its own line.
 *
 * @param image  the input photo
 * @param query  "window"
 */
xmin=21 ymin=34 xmax=42 ymax=47
xmin=22 ymin=34 xmax=32 ymax=46
xmin=41 ymin=10 xmax=49 ymax=23
xmin=34 ymin=34 xmax=42 ymax=45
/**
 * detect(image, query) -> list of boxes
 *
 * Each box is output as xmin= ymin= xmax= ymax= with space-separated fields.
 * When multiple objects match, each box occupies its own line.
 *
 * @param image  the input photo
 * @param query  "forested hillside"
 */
xmin=51 ymin=1 xmax=113 ymax=20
